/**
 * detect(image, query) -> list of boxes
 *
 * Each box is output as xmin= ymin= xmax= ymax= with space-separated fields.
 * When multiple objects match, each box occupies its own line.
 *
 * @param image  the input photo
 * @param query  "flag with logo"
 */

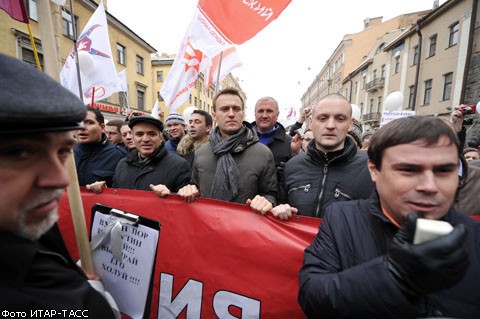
xmin=160 ymin=0 xmax=292 ymax=112
xmin=0 ymin=0 xmax=28 ymax=23
xmin=284 ymin=106 xmax=297 ymax=127
xmin=60 ymin=0 xmax=121 ymax=104
xmin=204 ymin=46 xmax=242 ymax=91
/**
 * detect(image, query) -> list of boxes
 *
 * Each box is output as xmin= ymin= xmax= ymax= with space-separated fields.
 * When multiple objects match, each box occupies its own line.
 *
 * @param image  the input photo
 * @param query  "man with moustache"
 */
xmin=177 ymin=87 xmax=277 ymax=215
xmin=299 ymin=116 xmax=480 ymax=318
xmin=0 ymin=54 xmax=116 ymax=317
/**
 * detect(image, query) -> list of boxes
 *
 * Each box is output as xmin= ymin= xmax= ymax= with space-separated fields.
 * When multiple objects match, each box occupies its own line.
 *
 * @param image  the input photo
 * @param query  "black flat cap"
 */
xmin=129 ymin=116 xmax=164 ymax=132
xmin=0 ymin=54 xmax=86 ymax=135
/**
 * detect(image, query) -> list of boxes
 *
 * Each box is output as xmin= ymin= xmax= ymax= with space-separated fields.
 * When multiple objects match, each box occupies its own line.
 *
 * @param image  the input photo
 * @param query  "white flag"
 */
xmin=151 ymin=99 xmax=159 ymax=119
xmin=204 ymin=46 xmax=242 ymax=91
xmin=60 ymin=0 xmax=122 ymax=104
xmin=118 ymin=69 xmax=128 ymax=92
xmin=160 ymin=8 xmax=230 ymax=112
xmin=50 ymin=0 xmax=66 ymax=5
xmin=284 ymin=106 xmax=298 ymax=127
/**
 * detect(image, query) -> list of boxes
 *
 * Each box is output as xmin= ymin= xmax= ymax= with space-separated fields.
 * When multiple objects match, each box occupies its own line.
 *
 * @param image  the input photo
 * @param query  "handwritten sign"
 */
xmin=380 ymin=110 xmax=416 ymax=127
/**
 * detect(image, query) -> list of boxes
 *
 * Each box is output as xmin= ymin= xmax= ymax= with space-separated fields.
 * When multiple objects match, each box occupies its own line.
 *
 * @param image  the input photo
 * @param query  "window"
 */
xmin=136 ymin=55 xmax=144 ymax=74
xmin=448 ymin=22 xmax=459 ymax=47
xmin=369 ymin=99 xmax=374 ymax=113
xmin=442 ymin=72 xmax=453 ymax=101
xmin=194 ymin=96 xmax=198 ymax=107
xmin=408 ymin=85 xmax=415 ymax=109
xmin=375 ymin=43 xmax=385 ymax=54
xmin=17 ymin=33 xmax=43 ymax=68
xmin=26 ymin=0 xmax=37 ymax=20
xmin=377 ymin=96 xmax=382 ymax=113
xmin=117 ymin=43 xmax=126 ymax=65
xmin=423 ymin=79 xmax=432 ymax=105
xmin=394 ymin=56 xmax=400 ymax=74
xmin=157 ymin=91 xmax=164 ymax=102
xmin=373 ymin=69 xmax=377 ymax=80
xmin=381 ymin=64 xmax=386 ymax=78
xmin=136 ymin=85 xmax=146 ymax=110
xmin=61 ymin=9 xmax=77 ymax=39
xmin=428 ymin=34 xmax=437 ymax=57
xmin=412 ymin=46 xmax=419 ymax=65
xmin=354 ymin=81 xmax=358 ymax=94
xmin=119 ymin=92 xmax=127 ymax=107
xmin=156 ymin=71 xmax=164 ymax=82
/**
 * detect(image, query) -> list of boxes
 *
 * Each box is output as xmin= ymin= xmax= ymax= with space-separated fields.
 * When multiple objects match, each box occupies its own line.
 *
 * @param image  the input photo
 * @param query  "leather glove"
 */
xmin=385 ymin=213 xmax=469 ymax=297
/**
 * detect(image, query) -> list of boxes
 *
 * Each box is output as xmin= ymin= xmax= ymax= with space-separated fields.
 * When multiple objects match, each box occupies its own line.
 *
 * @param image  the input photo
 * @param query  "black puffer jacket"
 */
xmin=280 ymin=137 xmax=373 ymax=217
xmin=113 ymin=144 xmax=190 ymax=192
xmin=299 ymin=192 xmax=480 ymax=318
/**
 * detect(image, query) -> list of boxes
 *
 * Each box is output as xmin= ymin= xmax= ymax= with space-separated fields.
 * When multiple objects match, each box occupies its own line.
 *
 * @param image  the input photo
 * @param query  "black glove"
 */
xmin=385 ymin=213 xmax=469 ymax=296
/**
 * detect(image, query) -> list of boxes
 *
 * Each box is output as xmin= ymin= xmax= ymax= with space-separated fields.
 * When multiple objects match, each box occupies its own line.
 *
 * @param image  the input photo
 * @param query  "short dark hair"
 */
xmin=106 ymin=119 xmax=123 ymax=131
xmin=87 ymin=107 xmax=104 ymax=124
xmin=192 ymin=109 xmax=213 ymax=127
xmin=212 ymin=87 xmax=244 ymax=111
xmin=368 ymin=116 xmax=460 ymax=169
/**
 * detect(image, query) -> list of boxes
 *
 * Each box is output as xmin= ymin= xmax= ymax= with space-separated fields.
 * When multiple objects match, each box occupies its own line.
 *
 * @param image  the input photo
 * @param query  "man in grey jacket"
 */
xmin=178 ymin=87 xmax=277 ymax=215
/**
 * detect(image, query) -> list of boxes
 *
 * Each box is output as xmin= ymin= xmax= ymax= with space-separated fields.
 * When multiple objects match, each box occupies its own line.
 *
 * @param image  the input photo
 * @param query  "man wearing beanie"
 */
xmin=164 ymin=112 xmax=187 ymax=153
xmin=0 ymin=54 xmax=117 ymax=317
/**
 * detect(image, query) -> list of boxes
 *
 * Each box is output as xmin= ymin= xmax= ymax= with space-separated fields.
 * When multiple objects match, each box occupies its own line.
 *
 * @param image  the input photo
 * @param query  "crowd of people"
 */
xmin=2 ymin=52 xmax=480 ymax=318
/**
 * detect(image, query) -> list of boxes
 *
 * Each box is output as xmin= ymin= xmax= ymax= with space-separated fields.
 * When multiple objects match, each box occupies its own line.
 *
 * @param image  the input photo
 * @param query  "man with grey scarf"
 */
xmin=178 ymin=87 xmax=278 ymax=215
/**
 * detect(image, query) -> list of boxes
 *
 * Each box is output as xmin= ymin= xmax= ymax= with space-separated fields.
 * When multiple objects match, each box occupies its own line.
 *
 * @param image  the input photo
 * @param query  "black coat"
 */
xmin=299 ymin=192 xmax=480 ymax=318
xmin=280 ymin=137 xmax=373 ymax=217
xmin=0 ymin=225 xmax=115 ymax=317
xmin=113 ymin=145 xmax=191 ymax=192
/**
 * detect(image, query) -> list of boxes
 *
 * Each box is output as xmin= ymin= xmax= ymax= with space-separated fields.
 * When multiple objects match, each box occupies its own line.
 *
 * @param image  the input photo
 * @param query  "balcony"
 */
xmin=365 ymin=78 xmax=385 ymax=92
xmin=362 ymin=112 xmax=381 ymax=122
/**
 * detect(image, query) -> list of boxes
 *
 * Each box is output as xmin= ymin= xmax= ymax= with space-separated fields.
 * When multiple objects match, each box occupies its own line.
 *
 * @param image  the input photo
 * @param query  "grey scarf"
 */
xmin=209 ymin=125 xmax=258 ymax=201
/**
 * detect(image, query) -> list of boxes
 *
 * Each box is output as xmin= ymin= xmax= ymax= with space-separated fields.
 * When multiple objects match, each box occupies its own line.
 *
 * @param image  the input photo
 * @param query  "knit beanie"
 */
xmin=165 ymin=112 xmax=186 ymax=126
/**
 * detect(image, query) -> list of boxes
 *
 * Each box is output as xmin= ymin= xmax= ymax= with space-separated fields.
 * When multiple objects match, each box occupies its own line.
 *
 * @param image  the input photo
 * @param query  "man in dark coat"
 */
xmin=272 ymin=94 xmax=373 ymax=219
xmin=0 ymin=53 xmax=116 ymax=317
xmin=87 ymin=116 xmax=190 ymax=197
xmin=299 ymin=116 xmax=479 ymax=318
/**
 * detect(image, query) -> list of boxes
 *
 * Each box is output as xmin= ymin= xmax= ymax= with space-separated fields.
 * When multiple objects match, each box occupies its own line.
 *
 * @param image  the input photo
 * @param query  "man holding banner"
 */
xmin=299 ymin=116 xmax=480 ymax=318
xmin=0 ymin=54 xmax=117 ymax=317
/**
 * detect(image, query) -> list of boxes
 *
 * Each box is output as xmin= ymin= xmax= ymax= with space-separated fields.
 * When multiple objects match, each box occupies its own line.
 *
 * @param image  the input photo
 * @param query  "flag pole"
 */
xmin=37 ymin=0 xmax=94 ymax=275
xmin=214 ymin=50 xmax=224 ymax=96
xmin=69 ymin=0 xmax=84 ymax=98
xmin=26 ymin=23 xmax=42 ymax=70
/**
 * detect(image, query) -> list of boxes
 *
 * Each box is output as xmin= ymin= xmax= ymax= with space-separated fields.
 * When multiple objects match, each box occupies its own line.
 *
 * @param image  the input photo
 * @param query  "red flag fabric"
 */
xmin=0 ymin=0 xmax=28 ymax=23
xmin=58 ymin=188 xmax=319 ymax=318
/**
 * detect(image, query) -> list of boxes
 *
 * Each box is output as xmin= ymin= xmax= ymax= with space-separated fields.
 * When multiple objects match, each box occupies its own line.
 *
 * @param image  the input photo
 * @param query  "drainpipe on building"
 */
xmin=460 ymin=0 xmax=478 ymax=103
xmin=412 ymin=22 xmax=422 ymax=111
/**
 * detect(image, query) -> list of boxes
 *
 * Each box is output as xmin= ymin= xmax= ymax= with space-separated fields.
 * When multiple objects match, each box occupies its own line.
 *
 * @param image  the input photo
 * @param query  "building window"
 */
xmin=61 ymin=9 xmax=77 ymax=40
xmin=412 ymin=45 xmax=419 ymax=65
xmin=136 ymin=85 xmax=146 ymax=110
xmin=442 ymin=72 xmax=453 ymax=101
xmin=428 ymin=34 xmax=437 ymax=57
xmin=369 ymin=99 xmax=374 ymax=113
xmin=373 ymin=69 xmax=377 ymax=80
xmin=377 ymin=96 xmax=382 ymax=113
xmin=26 ymin=0 xmax=38 ymax=21
xmin=119 ymin=92 xmax=127 ymax=107
xmin=408 ymin=85 xmax=415 ymax=109
xmin=423 ymin=79 xmax=432 ymax=105
xmin=156 ymin=71 xmax=164 ymax=82
xmin=381 ymin=64 xmax=386 ymax=78
xmin=448 ymin=22 xmax=459 ymax=47
xmin=394 ymin=56 xmax=400 ymax=74
xmin=17 ymin=33 xmax=43 ymax=68
xmin=194 ymin=96 xmax=198 ymax=107
xmin=375 ymin=43 xmax=385 ymax=54
xmin=117 ymin=44 xmax=126 ymax=65
xmin=136 ymin=55 xmax=144 ymax=74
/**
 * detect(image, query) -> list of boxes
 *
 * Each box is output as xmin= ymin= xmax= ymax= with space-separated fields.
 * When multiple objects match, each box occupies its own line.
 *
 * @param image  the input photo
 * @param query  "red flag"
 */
xmin=0 ymin=0 xmax=28 ymax=23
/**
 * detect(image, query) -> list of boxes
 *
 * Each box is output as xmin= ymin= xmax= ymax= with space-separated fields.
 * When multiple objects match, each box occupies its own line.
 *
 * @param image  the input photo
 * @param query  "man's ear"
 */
xmin=206 ymin=125 xmax=212 ymax=133
xmin=367 ymin=159 xmax=378 ymax=183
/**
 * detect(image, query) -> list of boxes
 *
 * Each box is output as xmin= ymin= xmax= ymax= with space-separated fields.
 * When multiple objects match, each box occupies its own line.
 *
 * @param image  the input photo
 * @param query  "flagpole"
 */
xmin=37 ymin=0 xmax=94 ymax=275
xmin=69 ymin=0 xmax=83 ymax=98
xmin=214 ymin=50 xmax=224 ymax=96
xmin=26 ymin=23 xmax=42 ymax=70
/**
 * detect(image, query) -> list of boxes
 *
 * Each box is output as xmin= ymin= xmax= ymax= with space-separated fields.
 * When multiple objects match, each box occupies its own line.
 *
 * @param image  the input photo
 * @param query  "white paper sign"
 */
xmin=91 ymin=212 xmax=159 ymax=319
xmin=380 ymin=110 xmax=416 ymax=127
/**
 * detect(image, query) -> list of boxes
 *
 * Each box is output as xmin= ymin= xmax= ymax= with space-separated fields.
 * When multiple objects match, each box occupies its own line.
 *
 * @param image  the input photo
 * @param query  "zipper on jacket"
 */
xmin=334 ymin=188 xmax=353 ymax=200
xmin=315 ymin=164 xmax=329 ymax=217
xmin=288 ymin=184 xmax=311 ymax=194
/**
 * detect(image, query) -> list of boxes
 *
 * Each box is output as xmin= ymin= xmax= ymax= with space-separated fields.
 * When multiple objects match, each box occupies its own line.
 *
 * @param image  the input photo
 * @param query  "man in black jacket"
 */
xmin=0 ymin=54 xmax=116 ymax=317
xmin=299 ymin=116 xmax=479 ymax=318
xmin=272 ymin=93 xmax=373 ymax=219
xmin=87 ymin=116 xmax=191 ymax=196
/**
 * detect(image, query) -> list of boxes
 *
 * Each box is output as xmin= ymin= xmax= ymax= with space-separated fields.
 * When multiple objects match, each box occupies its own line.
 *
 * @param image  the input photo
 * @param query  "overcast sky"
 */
xmin=107 ymin=0 xmax=447 ymax=121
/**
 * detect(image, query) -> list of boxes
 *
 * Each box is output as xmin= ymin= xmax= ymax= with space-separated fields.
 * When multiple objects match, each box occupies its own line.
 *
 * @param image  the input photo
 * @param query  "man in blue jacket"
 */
xmin=299 ymin=116 xmax=479 ymax=318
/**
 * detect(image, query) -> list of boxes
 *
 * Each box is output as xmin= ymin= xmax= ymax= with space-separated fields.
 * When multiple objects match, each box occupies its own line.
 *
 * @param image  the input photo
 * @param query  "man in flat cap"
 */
xmin=0 ymin=54 xmax=117 ymax=317
xmin=87 ymin=116 xmax=191 ymax=196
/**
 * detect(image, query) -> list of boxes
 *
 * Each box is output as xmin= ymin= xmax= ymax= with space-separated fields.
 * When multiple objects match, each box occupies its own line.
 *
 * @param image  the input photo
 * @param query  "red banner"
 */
xmin=0 ymin=0 xmax=28 ymax=23
xmin=58 ymin=189 xmax=320 ymax=318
